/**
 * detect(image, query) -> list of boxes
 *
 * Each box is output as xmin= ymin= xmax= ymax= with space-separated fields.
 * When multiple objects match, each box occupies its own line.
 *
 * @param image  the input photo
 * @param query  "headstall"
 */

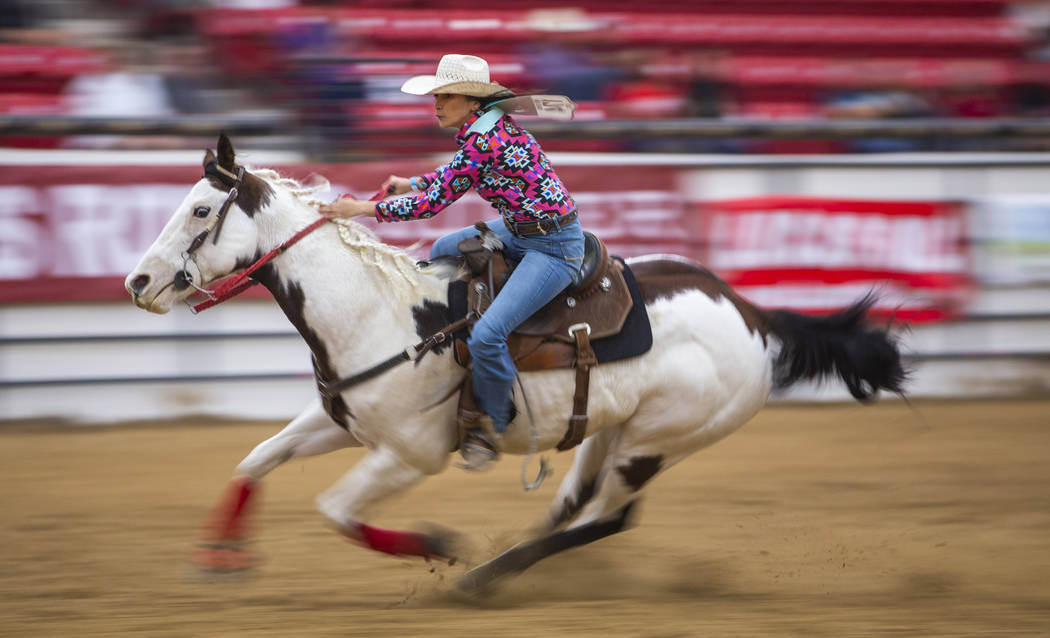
xmin=174 ymin=162 xmax=245 ymax=293
xmin=179 ymin=176 xmax=390 ymax=313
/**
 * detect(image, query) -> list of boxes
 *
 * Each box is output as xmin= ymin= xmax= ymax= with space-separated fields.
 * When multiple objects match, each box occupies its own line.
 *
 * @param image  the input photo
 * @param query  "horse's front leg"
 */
xmin=316 ymin=445 xmax=454 ymax=560
xmin=193 ymin=400 xmax=362 ymax=572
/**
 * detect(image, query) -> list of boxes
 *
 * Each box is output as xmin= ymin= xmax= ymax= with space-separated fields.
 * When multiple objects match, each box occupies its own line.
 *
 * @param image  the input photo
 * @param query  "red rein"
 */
xmin=191 ymin=188 xmax=388 ymax=313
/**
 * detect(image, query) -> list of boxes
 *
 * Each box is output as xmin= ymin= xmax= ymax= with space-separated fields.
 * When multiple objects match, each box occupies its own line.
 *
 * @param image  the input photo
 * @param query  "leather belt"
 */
xmin=503 ymin=210 xmax=578 ymax=237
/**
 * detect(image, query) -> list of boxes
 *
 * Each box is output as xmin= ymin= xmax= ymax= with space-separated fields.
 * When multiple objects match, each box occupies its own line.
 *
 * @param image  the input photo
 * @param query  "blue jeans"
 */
xmin=431 ymin=218 xmax=585 ymax=433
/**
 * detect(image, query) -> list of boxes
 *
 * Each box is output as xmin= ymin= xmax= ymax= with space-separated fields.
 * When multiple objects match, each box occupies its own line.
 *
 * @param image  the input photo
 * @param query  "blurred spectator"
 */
xmin=208 ymin=0 xmax=298 ymax=6
xmin=683 ymin=50 xmax=732 ymax=120
xmin=61 ymin=38 xmax=179 ymax=148
xmin=128 ymin=0 xmax=201 ymax=41
xmin=273 ymin=14 xmax=362 ymax=159
xmin=518 ymin=41 xmax=620 ymax=101
xmin=157 ymin=38 xmax=234 ymax=115
xmin=0 ymin=0 xmax=84 ymax=45
xmin=0 ymin=0 xmax=40 ymax=39
xmin=209 ymin=0 xmax=296 ymax=7
xmin=679 ymin=50 xmax=745 ymax=153
xmin=822 ymin=88 xmax=934 ymax=120
xmin=604 ymin=49 xmax=686 ymax=120
xmin=821 ymin=87 xmax=936 ymax=152
xmin=599 ymin=50 xmax=686 ymax=152
xmin=1014 ymin=81 xmax=1050 ymax=116
xmin=1011 ymin=1 xmax=1050 ymax=60
xmin=3 ymin=0 xmax=1050 ymax=154
xmin=938 ymin=85 xmax=1009 ymax=119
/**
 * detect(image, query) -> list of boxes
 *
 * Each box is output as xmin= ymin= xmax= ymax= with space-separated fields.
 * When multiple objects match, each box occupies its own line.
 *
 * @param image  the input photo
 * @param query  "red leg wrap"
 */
xmin=355 ymin=523 xmax=431 ymax=558
xmin=192 ymin=478 xmax=262 ymax=572
xmin=208 ymin=477 xmax=259 ymax=542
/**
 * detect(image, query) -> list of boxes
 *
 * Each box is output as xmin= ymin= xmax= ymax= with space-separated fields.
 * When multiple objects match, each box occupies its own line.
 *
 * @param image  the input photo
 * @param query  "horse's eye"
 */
xmin=193 ymin=206 xmax=210 ymax=218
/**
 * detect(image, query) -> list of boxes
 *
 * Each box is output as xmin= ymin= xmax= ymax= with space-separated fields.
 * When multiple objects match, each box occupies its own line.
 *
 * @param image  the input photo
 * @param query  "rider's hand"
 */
xmin=380 ymin=175 xmax=412 ymax=196
xmin=319 ymin=195 xmax=375 ymax=219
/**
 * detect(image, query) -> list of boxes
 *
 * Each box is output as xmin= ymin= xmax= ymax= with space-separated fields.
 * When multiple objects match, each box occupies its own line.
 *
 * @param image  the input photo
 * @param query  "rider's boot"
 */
xmin=457 ymin=374 xmax=501 ymax=471
xmin=459 ymin=422 xmax=501 ymax=472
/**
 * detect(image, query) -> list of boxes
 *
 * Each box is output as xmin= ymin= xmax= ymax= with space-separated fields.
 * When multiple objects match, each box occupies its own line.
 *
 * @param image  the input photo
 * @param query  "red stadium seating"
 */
xmin=3 ymin=1 xmax=1046 ymax=154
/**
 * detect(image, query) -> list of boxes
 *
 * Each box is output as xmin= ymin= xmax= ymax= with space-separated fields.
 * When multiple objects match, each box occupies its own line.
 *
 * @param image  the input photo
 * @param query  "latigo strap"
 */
xmin=558 ymin=323 xmax=596 ymax=451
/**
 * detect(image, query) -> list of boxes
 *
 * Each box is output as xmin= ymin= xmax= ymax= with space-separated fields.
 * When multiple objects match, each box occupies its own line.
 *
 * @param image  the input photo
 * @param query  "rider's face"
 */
xmin=433 ymin=93 xmax=480 ymax=129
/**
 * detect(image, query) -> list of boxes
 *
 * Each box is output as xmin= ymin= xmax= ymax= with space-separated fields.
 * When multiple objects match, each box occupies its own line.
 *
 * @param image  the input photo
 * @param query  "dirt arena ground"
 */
xmin=1 ymin=399 xmax=1048 ymax=637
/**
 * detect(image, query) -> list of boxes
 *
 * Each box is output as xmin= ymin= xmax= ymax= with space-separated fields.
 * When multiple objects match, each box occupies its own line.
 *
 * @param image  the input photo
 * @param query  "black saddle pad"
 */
xmin=448 ymin=256 xmax=653 ymax=365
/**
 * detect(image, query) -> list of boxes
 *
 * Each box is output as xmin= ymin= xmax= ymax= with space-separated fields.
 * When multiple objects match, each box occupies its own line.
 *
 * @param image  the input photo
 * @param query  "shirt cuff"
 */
xmin=411 ymin=173 xmax=437 ymax=191
xmin=373 ymin=202 xmax=388 ymax=223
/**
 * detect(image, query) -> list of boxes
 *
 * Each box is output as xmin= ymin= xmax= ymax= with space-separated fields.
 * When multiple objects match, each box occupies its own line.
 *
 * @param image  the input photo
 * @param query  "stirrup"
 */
xmin=458 ymin=429 xmax=500 ymax=472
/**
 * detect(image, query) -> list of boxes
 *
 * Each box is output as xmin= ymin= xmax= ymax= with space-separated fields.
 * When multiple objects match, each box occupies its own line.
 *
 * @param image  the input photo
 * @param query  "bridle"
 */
xmin=174 ymin=161 xmax=245 ymax=295
xmin=176 ymin=167 xmax=390 ymax=314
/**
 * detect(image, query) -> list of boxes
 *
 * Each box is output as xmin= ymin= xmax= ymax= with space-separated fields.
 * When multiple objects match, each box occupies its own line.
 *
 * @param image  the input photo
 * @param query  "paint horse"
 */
xmin=125 ymin=135 xmax=905 ymax=593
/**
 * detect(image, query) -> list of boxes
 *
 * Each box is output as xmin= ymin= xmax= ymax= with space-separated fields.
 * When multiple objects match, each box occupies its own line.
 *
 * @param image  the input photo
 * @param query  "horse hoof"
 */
xmin=189 ymin=543 xmax=260 ymax=574
xmin=419 ymin=524 xmax=464 ymax=564
xmin=455 ymin=568 xmax=500 ymax=599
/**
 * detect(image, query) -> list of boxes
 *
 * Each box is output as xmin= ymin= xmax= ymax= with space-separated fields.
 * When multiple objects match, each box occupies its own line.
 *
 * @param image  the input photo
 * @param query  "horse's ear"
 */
xmin=216 ymin=132 xmax=235 ymax=170
xmin=202 ymin=148 xmax=216 ymax=170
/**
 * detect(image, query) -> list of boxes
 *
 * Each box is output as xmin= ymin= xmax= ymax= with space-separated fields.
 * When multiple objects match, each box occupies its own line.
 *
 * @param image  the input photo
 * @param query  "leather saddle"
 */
xmin=447 ymin=222 xmax=634 ymax=450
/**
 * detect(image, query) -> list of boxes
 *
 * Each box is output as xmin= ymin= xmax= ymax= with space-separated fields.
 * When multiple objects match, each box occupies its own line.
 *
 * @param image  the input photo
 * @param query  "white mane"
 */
xmin=251 ymin=168 xmax=422 ymax=293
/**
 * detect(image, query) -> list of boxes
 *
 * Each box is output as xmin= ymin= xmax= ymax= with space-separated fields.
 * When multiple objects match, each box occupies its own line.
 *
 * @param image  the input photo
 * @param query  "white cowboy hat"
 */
xmin=400 ymin=54 xmax=509 ymax=98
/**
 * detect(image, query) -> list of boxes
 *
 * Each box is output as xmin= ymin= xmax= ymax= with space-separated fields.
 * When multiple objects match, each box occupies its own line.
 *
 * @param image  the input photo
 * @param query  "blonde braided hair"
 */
xmin=252 ymin=168 xmax=421 ymax=293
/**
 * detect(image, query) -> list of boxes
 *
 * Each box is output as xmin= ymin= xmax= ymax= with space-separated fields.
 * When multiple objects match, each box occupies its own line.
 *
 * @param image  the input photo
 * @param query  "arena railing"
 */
xmin=4 ymin=115 xmax=1050 ymax=156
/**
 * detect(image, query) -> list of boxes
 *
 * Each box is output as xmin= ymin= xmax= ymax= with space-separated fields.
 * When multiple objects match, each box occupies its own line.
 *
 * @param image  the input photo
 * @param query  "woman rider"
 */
xmin=320 ymin=54 xmax=584 ymax=471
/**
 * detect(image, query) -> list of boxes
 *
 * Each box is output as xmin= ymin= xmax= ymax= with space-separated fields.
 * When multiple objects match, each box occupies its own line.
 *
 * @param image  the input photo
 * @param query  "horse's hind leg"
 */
xmin=458 ymin=426 xmax=675 ymax=595
xmin=193 ymin=400 xmax=361 ymax=572
xmin=458 ymin=501 xmax=638 ymax=597
xmin=544 ymin=426 xmax=619 ymax=532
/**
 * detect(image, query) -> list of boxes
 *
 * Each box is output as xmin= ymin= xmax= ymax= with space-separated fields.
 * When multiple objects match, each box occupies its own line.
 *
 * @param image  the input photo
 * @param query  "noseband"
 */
xmin=174 ymin=162 xmax=245 ymax=292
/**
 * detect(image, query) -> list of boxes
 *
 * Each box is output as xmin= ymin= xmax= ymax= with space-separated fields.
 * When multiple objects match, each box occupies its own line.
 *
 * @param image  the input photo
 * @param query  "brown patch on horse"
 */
xmin=552 ymin=477 xmax=598 ymax=527
xmin=411 ymin=299 xmax=454 ymax=357
xmin=617 ymin=455 xmax=663 ymax=491
xmin=201 ymin=138 xmax=274 ymax=217
xmin=250 ymin=265 xmax=353 ymax=429
xmin=630 ymin=258 xmax=770 ymax=340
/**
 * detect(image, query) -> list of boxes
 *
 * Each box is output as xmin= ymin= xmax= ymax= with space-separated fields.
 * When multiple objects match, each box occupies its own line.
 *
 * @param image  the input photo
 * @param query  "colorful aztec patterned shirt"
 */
xmin=374 ymin=110 xmax=576 ymax=224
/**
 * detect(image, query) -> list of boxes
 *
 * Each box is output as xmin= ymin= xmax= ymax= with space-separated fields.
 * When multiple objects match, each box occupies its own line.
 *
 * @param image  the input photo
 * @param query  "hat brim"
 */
xmin=400 ymin=75 xmax=507 ymax=97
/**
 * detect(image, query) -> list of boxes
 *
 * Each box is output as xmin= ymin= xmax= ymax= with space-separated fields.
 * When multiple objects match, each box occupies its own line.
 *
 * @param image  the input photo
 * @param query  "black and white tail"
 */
xmin=767 ymin=295 xmax=907 ymax=401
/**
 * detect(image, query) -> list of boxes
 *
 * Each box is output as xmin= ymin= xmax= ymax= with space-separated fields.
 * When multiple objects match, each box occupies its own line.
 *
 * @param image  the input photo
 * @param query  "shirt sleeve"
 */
xmin=375 ymin=135 xmax=491 ymax=223
xmin=410 ymin=172 xmax=438 ymax=191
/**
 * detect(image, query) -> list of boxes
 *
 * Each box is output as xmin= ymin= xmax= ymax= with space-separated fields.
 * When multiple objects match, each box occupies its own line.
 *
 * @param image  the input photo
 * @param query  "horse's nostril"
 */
xmin=131 ymin=274 xmax=150 ymax=295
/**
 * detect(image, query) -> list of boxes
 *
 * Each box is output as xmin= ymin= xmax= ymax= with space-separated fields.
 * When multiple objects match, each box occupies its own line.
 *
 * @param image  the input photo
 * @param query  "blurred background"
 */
xmin=1 ymin=0 xmax=1049 ymax=422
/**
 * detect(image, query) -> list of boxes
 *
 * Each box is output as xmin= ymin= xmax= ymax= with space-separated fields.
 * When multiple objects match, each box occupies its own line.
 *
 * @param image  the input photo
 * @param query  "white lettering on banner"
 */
xmin=0 ymin=184 xmax=190 ymax=281
xmin=574 ymin=191 xmax=687 ymax=241
xmin=710 ymin=211 xmax=967 ymax=273
xmin=49 ymin=185 xmax=188 ymax=277
xmin=0 ymin=186 xmax=46 ymax=279
xmin=1 ymin=181 xmax=689 ymax=284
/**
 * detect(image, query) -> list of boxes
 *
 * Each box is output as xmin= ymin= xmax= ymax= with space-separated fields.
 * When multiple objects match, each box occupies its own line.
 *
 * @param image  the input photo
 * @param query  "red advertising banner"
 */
xmin=0 ymin=166 xmax=973 ymax=321
xmin=700 ymin=196 xmax=973 ymax=321
xmin=0 ymin=162 xmax=691 ymax=303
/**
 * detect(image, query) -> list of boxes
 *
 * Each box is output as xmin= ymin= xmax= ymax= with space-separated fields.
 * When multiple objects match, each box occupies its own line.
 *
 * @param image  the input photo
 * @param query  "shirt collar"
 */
xmin=455 ymin=110 xmax=485 ymax=144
